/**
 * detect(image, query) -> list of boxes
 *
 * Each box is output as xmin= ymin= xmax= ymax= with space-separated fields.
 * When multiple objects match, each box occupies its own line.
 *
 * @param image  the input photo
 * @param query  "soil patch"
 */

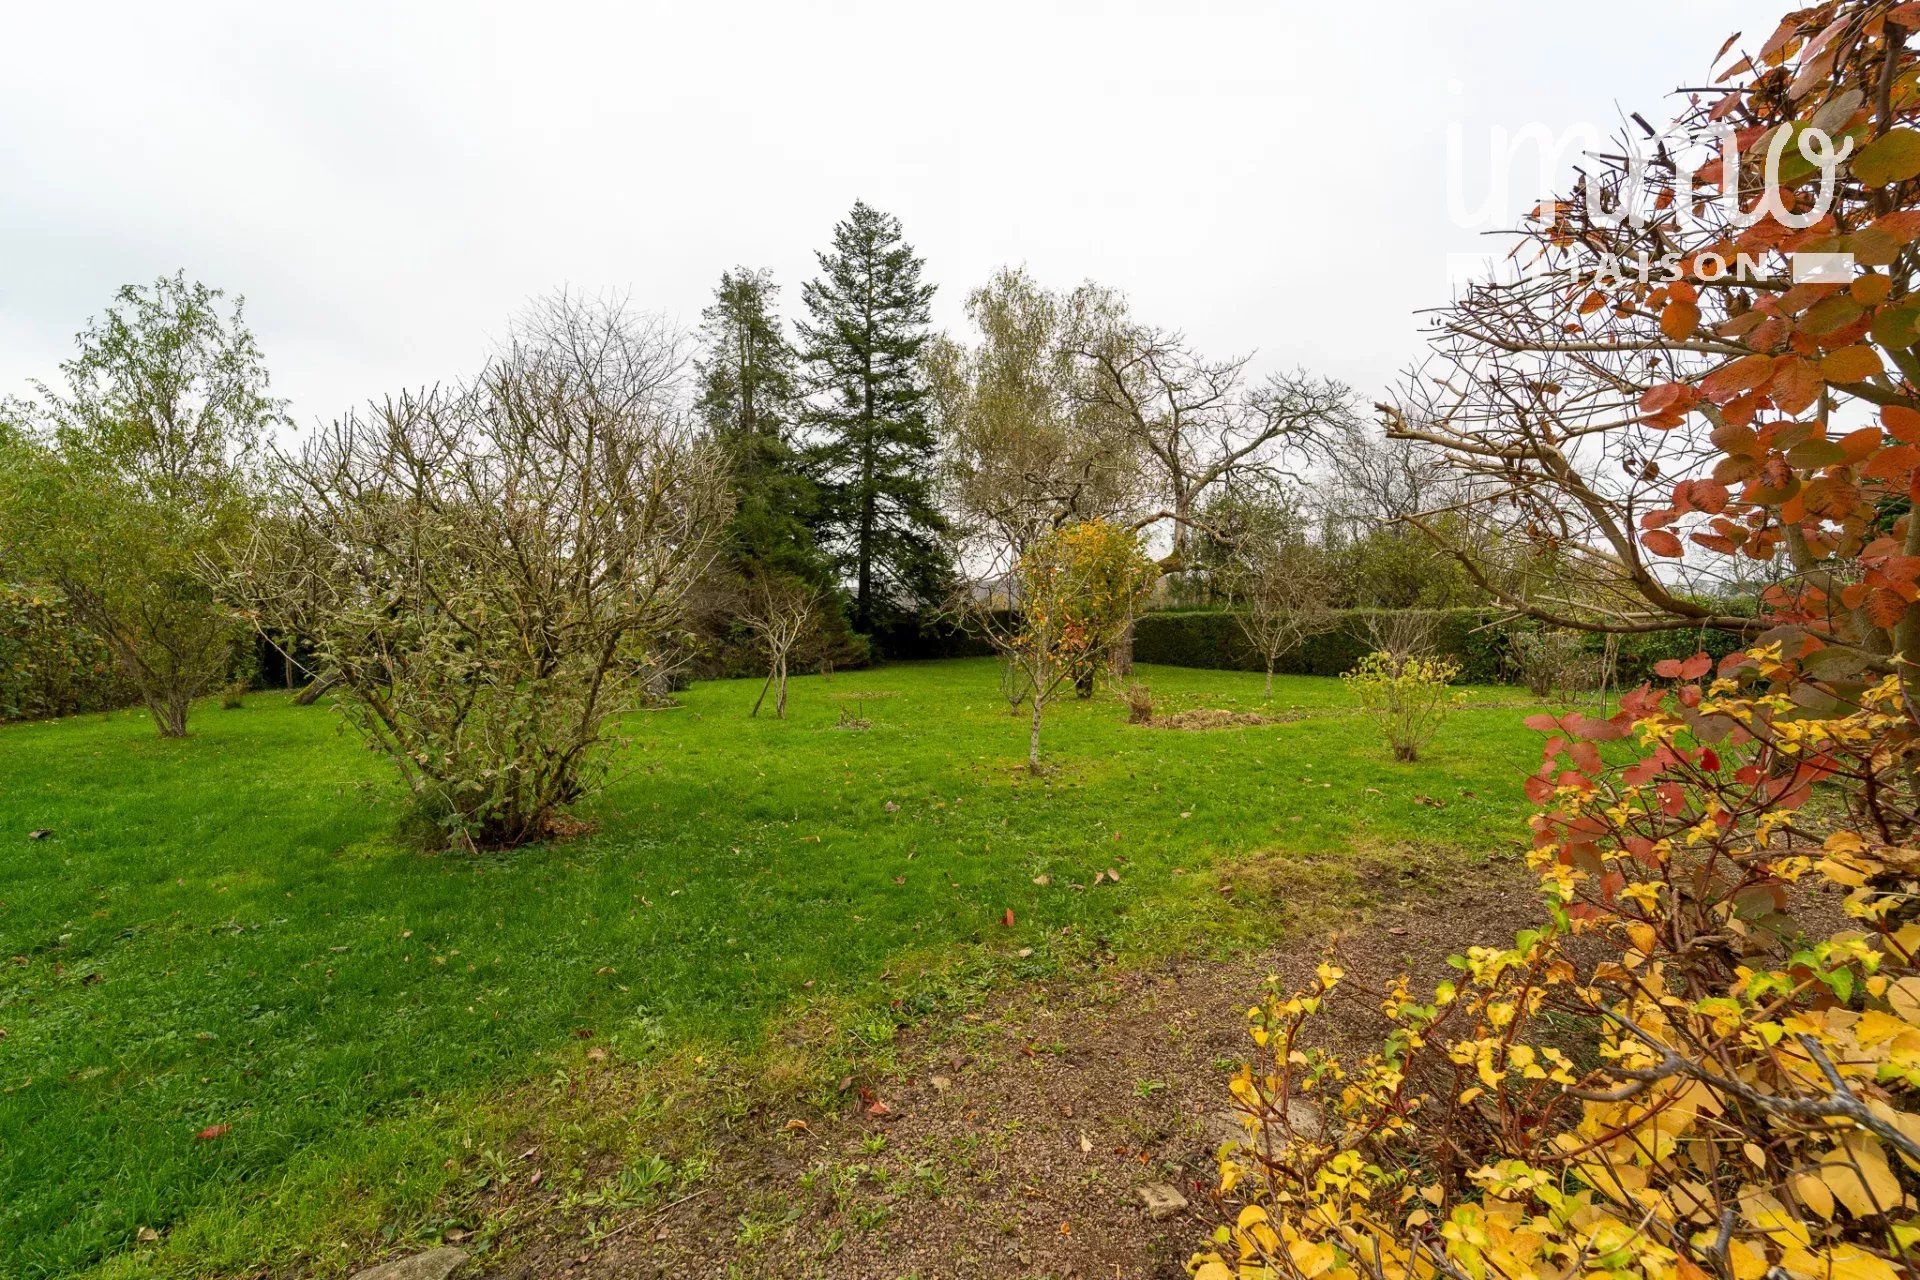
xmin=482 ymin=855 xmax=1539 ymax=1279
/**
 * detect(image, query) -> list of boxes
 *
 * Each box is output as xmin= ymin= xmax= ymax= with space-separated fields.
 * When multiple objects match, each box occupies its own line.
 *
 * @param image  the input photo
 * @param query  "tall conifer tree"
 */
xmin=695 ymin=267 xmax=825 ymax=584
xmin=797 ymin=202 xmax=949 ymax=630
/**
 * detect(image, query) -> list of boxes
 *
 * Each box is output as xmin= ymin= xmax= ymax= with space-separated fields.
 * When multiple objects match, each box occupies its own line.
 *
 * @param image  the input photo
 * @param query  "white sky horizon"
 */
xmin=4 ymin=0 xmax=1746 ymax=433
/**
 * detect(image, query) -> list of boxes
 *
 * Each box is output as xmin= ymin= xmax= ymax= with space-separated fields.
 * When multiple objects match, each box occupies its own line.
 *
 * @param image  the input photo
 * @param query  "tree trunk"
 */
xmin=775 ymin=657 xmax=789 ymax=719
xmin=1110 ymin=623 xmax=1135 ymax=678
xmin=294 ymin=674 xmax=339 ymax=707
xmin=1028 ymin=692 xmax=1044 ymax=774
xmin=146 ymin=687 xmax=189 ymax=738
xmin=1264 ymin=662 xmax=1275 ymax=701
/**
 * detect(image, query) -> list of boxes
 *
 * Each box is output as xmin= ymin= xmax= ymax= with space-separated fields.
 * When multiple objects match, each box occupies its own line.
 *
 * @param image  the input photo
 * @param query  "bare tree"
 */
xmin=234 ymin=292 xmax=731 ymax=848
xmin=1230 ymin=526 xmax=1342 ymax=700
xmin=1067 ymin=286 xmax=1358 ymax=575
xmin=741 ymin=577 xmax=819 ymax=719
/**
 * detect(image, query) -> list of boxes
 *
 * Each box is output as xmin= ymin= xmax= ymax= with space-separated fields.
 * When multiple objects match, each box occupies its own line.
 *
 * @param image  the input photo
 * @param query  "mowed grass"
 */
xmin=0 ymin=659 xmax=1544 ymax=1279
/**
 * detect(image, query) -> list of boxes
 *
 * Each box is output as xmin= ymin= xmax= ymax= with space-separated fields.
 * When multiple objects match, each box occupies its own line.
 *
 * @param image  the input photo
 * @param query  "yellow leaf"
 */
xmin=1792 ymin=1170 xmax=1836 ymax=1220
xmin=1818 ymin=1133 xmax=1905 ymax=1217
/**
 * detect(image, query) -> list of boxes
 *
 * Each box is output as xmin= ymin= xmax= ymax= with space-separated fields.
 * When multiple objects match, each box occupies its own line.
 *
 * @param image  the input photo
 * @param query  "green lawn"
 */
xmin=0 ymin=659 xmax=1544 ymax=1279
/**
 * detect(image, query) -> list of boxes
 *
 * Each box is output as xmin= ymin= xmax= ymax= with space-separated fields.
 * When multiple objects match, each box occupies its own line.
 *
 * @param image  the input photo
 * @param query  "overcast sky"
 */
xmin=3 ymin=0 xmax=1748 ymax=428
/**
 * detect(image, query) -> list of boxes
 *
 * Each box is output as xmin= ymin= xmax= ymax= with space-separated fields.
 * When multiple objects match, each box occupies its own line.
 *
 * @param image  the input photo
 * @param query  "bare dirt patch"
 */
xmin=1147 ymin=708 xmax=1283 ymax=730
xmin=480 ymin=854 xmax=1538 ymax=1280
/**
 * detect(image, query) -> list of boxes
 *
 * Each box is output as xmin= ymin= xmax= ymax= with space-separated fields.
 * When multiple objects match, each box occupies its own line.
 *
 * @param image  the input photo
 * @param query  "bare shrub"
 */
xmin=741 ymin=577 xmax=819 ymax=719
xmin=1361 ymin=610 xmax=1435 ymax=672
xmin=1229 ymin=525 xmax=1342 ymax=700
xmin=1121 ymin=681 xmax=1154 ymax=724
xmin=1509 ymin=628 xmax=1600 ymax=699
xmin=235 ymin=294 xmax=730 ymax=848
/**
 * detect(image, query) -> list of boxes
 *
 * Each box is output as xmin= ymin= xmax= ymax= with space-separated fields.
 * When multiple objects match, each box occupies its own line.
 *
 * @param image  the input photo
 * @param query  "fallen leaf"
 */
xmin=194 ymin=1124 xmax=230 ymax=1141
xmin=1000 ymin=908 xmax=1015 ymax=927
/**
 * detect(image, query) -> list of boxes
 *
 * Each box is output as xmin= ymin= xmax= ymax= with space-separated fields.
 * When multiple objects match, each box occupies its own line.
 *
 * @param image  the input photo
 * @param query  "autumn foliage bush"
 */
xmin=1343 ymin=652 xmax=1462 ymax=762
xmin=1198 ymin=6 xmax=1920 ymax=1280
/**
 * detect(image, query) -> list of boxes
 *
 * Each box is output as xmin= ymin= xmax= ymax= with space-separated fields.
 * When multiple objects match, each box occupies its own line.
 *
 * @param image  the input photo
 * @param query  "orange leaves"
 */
xmin=1639 ymin=382 xmax=1697 ymax=427
xmin=1660 ymin=297 xmax=1701 ymax=341
xmin=1884 ymin=406 xmax=1920 ymax=443
xmin=1641 ymin=528 xmax=1686 ymax=558
xmin=1771 ymin=358 xmax=1824 ymax=416
xmin=1674 ymin=478 xmax=1730 ymax=515
xmin=1653 ymin=652 xmax=1713 ymax=680
xmin=1862 ymin=444 xmax=1920 ymax=483
xmin=1864 ymin=587 xmax=1911 ymax=629
xmin=1701 ymin=354 xmax=1775 ymax=404
xmin=1801 ymin=474 xmax=1861 ymax=520
xmin=1819 ymin=345 xmax=1883 ymax=383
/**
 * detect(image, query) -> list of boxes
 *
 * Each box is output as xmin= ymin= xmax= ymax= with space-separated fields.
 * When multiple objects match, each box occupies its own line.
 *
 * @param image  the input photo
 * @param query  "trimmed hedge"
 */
xmin=1131 ymin=607 xmax=1751 ymax=686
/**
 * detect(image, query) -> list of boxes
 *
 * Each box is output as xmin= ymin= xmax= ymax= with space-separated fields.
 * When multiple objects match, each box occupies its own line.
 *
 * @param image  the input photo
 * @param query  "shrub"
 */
xmin=1121 ymin=681 xmax=1154 ymax=724
xmin=1341 ymin=651 xmax=1459 ymax=762
xmin=1198 ymin=652 xmax=1920 ymax=1280
xmin=1509 ymin=628 xmax=1602 ymax=698
xmin=0 ymin=584 xmax=138 ymax=722
xmin=235 ymin=295 xmax=731 ymax=848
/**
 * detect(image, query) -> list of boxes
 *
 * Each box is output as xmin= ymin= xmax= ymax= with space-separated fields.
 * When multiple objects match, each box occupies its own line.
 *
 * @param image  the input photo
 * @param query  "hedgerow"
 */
xmin=0 ymin=584 xmax=137 ymax=722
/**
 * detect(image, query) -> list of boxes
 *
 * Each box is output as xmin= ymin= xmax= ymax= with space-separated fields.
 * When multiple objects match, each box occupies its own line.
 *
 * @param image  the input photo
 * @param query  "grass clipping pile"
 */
xmin=1195 ymin=647 xmax=1920 ymax=1280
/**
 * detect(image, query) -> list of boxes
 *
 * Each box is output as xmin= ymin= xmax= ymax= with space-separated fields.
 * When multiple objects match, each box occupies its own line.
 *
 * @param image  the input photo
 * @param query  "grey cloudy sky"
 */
xmin=3 ymin=0 xmax=1745 ymax=426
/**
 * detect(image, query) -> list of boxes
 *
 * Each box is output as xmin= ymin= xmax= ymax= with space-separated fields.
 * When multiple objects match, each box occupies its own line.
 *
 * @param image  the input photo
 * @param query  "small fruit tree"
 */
xmin=1199 ymin=6 xmax=1920 ymax=1280
xmin=1003 ymin=519 xmax=1156 ymax=772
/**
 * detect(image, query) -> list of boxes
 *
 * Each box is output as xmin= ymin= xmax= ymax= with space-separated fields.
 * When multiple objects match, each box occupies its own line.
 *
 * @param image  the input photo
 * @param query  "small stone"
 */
xmin=346 ymin=1247 xmax=468 ymax=1280
xmin=1202 ymin=1111 xmax=1246 ymax=1149
xmin=1137 ymin=1182 xmax=1187 ymax=1220
xmin=930 ymin=1075 xmax=951 ymax=1091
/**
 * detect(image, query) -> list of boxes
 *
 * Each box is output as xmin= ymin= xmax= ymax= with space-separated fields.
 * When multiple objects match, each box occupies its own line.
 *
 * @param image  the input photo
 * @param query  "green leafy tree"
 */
xmin=798 ymin=201 xmax=949 ymax=630
xmin=0 ymin=274 xmax=276 ymax=736
xmin=984 ymin=519 xmax=1156 ymax=773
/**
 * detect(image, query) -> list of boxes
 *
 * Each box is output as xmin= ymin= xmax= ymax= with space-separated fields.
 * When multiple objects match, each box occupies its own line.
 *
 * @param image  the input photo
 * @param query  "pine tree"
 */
xmin=797 ymin=201 xmax=949 ymax=631
xmin=695 ymin=267 xmax=825 ymax=584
